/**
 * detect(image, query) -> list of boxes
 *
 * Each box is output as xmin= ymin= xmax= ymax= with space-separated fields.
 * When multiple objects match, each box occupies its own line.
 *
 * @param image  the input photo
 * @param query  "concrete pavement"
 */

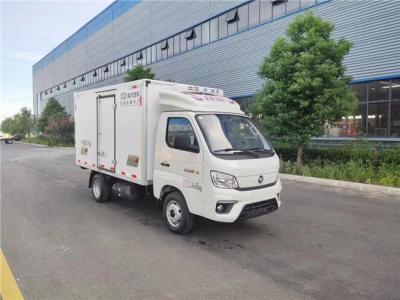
xmin=1 ymin=143 xmax=399 ymax=300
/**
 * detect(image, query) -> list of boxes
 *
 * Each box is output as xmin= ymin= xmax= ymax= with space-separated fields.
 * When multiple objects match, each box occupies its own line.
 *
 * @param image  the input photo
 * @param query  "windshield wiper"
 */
xmin=247 ymin=147 xmax=274 ymax=153
xmin=214 ymin=148 xmax=259 ymax=156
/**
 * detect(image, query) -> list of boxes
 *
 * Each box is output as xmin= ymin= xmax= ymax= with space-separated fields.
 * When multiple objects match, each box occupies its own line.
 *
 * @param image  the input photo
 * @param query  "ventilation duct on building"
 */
xmin=161 ymin=40 xmax=169 ymax=50
xmin=272 ymin=0 xmax=287 ymax=5
xmin=185 ymin=29 xmax=196 ymax=40
xmin=226 ymin=9 xmax=239 ymax=23
xmin=136 ymin=52 xmax=143 ymax=60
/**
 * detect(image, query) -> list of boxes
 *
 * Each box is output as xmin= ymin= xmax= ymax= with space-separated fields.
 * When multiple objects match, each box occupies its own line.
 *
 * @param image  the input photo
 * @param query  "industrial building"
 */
xmin=32 ymin=0 xmax=400 ymax=139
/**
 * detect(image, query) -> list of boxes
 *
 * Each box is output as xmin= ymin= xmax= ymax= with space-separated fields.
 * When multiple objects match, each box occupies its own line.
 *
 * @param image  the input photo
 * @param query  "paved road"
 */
xmin=1 ymin=143 xmax=399 ymax=300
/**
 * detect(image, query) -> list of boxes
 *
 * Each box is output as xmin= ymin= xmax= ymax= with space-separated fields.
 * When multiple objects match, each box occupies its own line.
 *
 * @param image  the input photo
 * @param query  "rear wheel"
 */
xmin=163 ymin=192 xmax=194 ymax=234
xmin=91 ymin=174 xmax=111 ymax=203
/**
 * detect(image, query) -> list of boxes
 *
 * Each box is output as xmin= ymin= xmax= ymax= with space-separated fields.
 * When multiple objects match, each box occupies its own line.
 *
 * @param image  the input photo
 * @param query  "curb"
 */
xmin=279 ymin=173 xmax=400 ymax=196
xmin=17 ymin=141 xmax=73 ymax=149
xmin=16 ymin=141 xmax=48 ymax=147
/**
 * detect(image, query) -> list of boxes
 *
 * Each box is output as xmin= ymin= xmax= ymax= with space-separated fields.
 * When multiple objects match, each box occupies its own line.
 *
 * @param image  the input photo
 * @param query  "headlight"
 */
xmin=210 ymin=171 xmax=239 ymax=189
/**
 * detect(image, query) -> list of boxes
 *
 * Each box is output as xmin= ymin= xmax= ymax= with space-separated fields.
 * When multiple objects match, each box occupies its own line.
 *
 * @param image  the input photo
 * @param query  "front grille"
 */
xmin=237 ymin=198 xmax=278 ymax=221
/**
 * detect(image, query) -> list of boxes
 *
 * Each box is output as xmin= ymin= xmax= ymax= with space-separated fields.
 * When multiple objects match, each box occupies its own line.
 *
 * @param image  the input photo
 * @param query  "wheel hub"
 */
xmin=93 ymin=179 xmax=101 ymax=199
xmin=166 ymin=200 xmax=182 ymax=228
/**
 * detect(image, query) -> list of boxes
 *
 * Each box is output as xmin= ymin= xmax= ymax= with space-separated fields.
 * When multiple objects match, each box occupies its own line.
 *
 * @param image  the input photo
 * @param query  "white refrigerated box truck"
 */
xmin=75 ymin=79 xmax=281 ymax=233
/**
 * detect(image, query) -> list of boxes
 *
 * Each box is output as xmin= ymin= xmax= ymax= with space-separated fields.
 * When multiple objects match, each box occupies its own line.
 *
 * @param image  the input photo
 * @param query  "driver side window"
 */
xmin=166 ymin=117 xmax=199 ymax=153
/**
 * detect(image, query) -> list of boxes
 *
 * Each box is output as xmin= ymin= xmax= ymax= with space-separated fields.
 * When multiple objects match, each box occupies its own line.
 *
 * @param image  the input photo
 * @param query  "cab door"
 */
xmin=154 ymin=114 xmax=204 ymax=216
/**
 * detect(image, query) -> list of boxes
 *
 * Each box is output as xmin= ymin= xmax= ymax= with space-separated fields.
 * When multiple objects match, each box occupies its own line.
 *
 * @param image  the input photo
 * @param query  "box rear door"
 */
xmin=97 ymin=94 xmax=116 ymax=172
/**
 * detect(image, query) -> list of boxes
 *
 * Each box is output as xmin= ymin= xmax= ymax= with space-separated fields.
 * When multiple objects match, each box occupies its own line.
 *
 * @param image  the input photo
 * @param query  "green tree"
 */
xmin=1 ymin=107 xmax=34 ymax=136
xmin=14 ymin=107 xmax=34 ymax=136
xmin=38 ymin=98 xmax=67 ymax=132
xmin=251 ymin=12 xmax=357 ymax=165
xmin=45 ymin=112 xmax=74 ymax=144
xmin=1 ymin=117 xmax=16 ymax=135
xmin=124 ymin=65 xmax=155 ymax=82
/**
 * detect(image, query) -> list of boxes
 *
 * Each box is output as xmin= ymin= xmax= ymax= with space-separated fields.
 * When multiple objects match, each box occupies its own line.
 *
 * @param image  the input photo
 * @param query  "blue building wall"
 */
xmin=32 ymin=0 xmax=400 ymax=138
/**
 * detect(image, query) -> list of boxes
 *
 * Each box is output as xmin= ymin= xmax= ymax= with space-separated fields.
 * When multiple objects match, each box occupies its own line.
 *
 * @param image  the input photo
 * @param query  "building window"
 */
xmin=227 ymin=9 xmax=239 ymax=36
xmin=368 ymin=81 xmax=390 ymax=102
xmin=185 ymin=29 xmax=196 ymax=51
xmin=157 ymin=43 xmax=162 ymax=61
xmin=151 ymin=45 xmax=157 ymax=63
xmin=210 ymin=18 xmax=218 ymax=42
xmin=351 ymin=83 xmax=368 ymax=102
xmin=173 ymin=35 xmax=180 ymax=55
xmin=146 ymin=47 xmax=152 ymax=64
xmin=273 ymin=0 xmax=287 ymax=19
xmin=194 ymin=25 xmax=202 ymax=48
xmin=368 ymin=102 xmax=389 ymax=136
xmin=142 ymin=49 xmax=147 ymax=65
xmin=260 ymin=0 xmax=272 ymax=22
xmin=238 ymin=5 xmax=249 ymax=31
xmin=201 ymin=21 xmax=210 ymax=44
xmin=161 ymin=40 xmax=169 ymax=59
xmin=180 ymin=32 xmax=187 ymax=52
xmin=392 ymin=79 xmax=400 ymax=101
xmin=113 ymin=61 xmax=119 ymax=76
xmin=326 ymin=103 xmax=367 ymax=137
xmin=167 ymin=37 xmax=174 ymax=57
xmin=249 ymin=0 xmax=260 ymax=28
xmin=218 ymin=14 xmax=228 ymax=39
xmin=390 ymin=101 xmax=400 ymax=137
xmin=187 ymin=37 xmax=194 ymax=51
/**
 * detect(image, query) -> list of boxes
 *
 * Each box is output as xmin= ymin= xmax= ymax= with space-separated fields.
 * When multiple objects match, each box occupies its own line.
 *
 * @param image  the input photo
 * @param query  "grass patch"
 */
xmin=276 ymin=144 xmax=400 ymax=188
xmin=22 ymin=136 xmax=74 ymax=147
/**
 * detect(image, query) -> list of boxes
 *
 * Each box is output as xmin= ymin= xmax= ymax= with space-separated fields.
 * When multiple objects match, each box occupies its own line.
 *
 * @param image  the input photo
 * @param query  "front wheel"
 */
xmin=163 ymin=192 xmax=194 ymax=234
xmin=91 ymin=174 xmax=111 ymax=203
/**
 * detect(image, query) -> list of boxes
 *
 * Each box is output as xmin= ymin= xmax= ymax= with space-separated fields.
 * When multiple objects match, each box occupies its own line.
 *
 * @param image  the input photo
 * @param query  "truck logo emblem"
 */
xmin=258 ymin=176 xmax=264 ymax=184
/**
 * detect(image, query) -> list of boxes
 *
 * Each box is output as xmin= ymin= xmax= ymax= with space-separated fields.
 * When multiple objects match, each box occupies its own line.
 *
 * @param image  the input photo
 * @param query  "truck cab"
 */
xmin=152 ymin=91 xmax=281 ymax=233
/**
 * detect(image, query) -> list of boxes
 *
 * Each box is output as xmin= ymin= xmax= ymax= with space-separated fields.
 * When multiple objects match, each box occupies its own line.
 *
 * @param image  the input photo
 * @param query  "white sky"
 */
xmin=0 ymin=0 xmax=113 ymax=122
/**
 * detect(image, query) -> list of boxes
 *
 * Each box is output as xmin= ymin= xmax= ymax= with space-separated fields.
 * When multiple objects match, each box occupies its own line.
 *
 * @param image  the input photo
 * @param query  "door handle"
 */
xmin=160 ymin=162 xmax=170 ymax=167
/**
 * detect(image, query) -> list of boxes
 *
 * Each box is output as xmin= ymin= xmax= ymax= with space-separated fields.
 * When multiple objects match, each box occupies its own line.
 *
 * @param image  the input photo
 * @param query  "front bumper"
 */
xmin=203 ymin=178 xmax=282 ymax=223
xmin=236 ymin=198 xmax=279 ymax=221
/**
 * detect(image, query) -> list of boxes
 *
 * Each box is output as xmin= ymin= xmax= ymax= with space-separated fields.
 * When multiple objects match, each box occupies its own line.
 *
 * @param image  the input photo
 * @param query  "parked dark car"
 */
xmin=13 ymin=134 xmax=22 ymax=141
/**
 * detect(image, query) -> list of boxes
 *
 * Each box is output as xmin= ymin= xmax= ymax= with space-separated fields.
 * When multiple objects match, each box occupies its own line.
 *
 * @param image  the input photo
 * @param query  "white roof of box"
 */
xmin=158 ymin=89 xmax=243 ymax=114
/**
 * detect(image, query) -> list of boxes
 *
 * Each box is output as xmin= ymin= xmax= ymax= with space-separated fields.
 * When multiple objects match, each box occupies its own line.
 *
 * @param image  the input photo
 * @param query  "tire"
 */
xmin=90 ymin=174 xmax=111 ymax=203
xmin=163 ymin=192 xmax=194 ymax=234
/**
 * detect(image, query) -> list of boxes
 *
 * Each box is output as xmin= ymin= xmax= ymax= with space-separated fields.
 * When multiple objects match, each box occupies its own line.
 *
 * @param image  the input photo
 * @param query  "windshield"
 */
xmin=196 ymin=114 xmax=272 ymax=154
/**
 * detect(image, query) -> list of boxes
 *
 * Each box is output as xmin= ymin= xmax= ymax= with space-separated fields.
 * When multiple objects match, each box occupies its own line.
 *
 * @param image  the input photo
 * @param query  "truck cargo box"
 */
xmin=74 ymin=79 xmax=228 ymax=186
